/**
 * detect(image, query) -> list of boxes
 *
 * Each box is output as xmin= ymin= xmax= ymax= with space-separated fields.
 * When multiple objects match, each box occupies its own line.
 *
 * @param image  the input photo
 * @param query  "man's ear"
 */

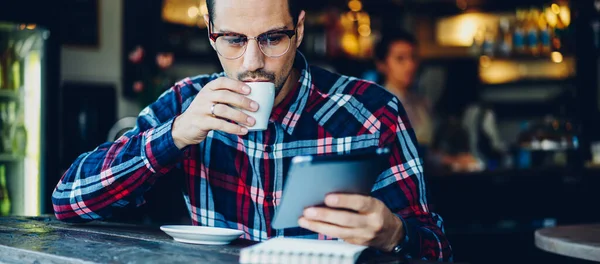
xmin=295 ymin=10 xmax=306 ymax=48
xmin=204 ymin=14 xmax=216 ymax=50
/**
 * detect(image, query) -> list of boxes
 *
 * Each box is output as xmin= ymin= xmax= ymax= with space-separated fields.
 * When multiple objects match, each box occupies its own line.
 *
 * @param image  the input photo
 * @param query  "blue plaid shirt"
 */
xmin=52 ymin=52 xmax=452 ymax=261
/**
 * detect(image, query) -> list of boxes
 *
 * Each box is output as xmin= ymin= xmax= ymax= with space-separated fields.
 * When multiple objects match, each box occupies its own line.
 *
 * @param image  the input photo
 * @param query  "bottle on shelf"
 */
xmin=526 ymin=7 xmax=541 ymax=56
xmin=497 ymin=17 xmax=513 ymax=57
xmin=0 ymin=165 xmax=10 ymax=216
xmin=0 ymin=40 xmax=15 ymax=91
xmin=539 ymin=17 xmax=552 ymax=56
xmin=12 ymin=110 xmax=27 ymax=156
xmin=482 ymin=27 xmax=495 ymax=57
xmin=5 ymin=40 xmax=18 ymax=91
xmin=11 ymin=50 xmax=20 ymax=91
xmin=513 ymin=8 xmax=527 ymax=55
xmin=0 ymin=48 xmax=4 ymax=90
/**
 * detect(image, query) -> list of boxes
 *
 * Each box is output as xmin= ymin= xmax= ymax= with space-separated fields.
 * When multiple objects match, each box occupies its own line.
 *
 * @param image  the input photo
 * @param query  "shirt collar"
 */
xmin=269 ymin=51 xmax=312 ymax=135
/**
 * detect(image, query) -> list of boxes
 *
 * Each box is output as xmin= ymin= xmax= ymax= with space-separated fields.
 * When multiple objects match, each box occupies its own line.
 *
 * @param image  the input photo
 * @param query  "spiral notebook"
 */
xmin=239 ymin=237 xmax=368 ymax=264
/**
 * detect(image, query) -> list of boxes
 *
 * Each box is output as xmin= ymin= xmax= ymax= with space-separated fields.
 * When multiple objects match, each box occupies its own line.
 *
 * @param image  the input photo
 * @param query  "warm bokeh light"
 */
xmin=346 ymin=11 xmax=358 ymax=22
xmin=538 ymin=16 xmax=547 ymax=29
xmin=436 ymin=13 xmax=498 ymax=47
xmin=358 ymin=25 xmax=371 ymax=37
xmin=357 ymin=12 xmax=370 ymax=25
xmin=341 ymin=33 xmax=359 ymax=56
xmin=551 ymin=51 xmax=563 ymax=63
xmin=545 ymin=7 xmax=558 ymax=27
xmin=187 ymin=6 xmax=199 ymax=18
xmin=480 ymin=57 xmax=574 ymax=84
xmin=348 ymin=0 xmax=362 ymax=12
xmin=162 ymin=0 xmax=208 ymax=28
xmin=551 ymin=4 xmax=560 ymax=14
xmin=559 ymin=6 xmax=570 ymax=27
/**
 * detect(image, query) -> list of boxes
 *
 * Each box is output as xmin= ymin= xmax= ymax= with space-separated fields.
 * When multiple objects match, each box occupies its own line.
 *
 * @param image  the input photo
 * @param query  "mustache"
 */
xmin=237 ymin=70 xmax=276 ymax=82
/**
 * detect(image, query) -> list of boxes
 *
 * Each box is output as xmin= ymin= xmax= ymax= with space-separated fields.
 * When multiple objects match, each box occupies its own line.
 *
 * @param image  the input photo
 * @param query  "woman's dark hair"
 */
xmin=206 ymin=0 xmax=301 ymax=26
xmin=374 ymin=29 xmax=417 ymax=61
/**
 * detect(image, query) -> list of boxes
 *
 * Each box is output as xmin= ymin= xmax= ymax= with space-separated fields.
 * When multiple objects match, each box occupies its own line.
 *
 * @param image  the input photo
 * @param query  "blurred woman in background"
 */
xmin=374 ymin=30 xmax=486 ymax=174
xmin=374 ymin=29 xmax=434 ymax=148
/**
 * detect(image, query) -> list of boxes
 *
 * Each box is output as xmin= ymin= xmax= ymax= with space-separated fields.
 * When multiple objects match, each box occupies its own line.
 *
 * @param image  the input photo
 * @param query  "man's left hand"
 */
xmin=298 ymin=194 xmax=405 ymax=252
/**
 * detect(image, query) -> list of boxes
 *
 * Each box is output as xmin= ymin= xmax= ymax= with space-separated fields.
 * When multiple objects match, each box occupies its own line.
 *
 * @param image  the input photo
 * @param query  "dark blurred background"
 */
xmin=1 ymin=0 xmax=600 ymax=263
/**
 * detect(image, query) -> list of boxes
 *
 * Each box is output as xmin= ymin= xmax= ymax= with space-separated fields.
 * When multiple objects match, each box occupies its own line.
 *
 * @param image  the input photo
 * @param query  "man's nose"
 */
xmin=242 ymin=39 xmax=265 ymax=73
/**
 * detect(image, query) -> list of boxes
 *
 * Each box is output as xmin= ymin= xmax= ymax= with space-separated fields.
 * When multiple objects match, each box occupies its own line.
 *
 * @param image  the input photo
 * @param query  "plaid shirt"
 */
xmin=53 ymin=52 xmax=451 ymax=261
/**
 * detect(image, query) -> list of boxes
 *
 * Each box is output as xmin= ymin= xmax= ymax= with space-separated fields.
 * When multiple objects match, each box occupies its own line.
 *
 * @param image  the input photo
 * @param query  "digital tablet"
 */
xmin=271 ymin=148 xmax=391 ymax=229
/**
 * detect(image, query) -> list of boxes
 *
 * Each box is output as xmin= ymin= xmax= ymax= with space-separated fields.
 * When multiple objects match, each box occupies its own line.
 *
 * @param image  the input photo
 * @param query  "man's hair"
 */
xmin=374 ymin=29 xmax=417 ymax=61
xmin=206 ymin=0 xmax=301 ymax=26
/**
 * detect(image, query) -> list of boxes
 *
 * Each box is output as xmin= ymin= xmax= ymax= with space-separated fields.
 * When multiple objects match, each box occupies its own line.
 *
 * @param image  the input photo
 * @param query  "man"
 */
xmin=375 ymin=30 xmax=433 ymax=147
xmin=52 ymin=0 xmax=452 ymax=260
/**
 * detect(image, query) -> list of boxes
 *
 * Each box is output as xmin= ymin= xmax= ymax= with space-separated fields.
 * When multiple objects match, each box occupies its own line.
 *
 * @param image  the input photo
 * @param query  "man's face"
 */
xmin=206 ymin=0 xmax=304 ymax=92
xmin=379 ymin=41 xmax=418 ymax=88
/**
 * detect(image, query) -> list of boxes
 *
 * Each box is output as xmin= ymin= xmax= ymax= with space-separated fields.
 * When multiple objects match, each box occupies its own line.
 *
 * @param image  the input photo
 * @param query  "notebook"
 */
xmin=239 ymin=237 xmax=369 ymax=264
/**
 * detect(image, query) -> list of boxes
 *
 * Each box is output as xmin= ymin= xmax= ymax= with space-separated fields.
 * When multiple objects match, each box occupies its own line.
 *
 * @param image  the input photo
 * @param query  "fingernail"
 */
xmin=326 ymin=195 xmax=338 ymax=205
xmin=247 ymin=117 xmax=255 ymax=125
xmin=250 ymin=102 xmax=259 ymax=110
xmin=241 ymin=127 xmax=248 ymax=134
xmin=305 ymin=208 xmax=317 ymax=218
xmin=243 ymin=85 xmax=251 ymax=94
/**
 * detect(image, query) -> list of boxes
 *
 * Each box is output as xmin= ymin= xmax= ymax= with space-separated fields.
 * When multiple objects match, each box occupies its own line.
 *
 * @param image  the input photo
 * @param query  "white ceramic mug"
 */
xmin=241 ymin=82 xmax=275 ymax=131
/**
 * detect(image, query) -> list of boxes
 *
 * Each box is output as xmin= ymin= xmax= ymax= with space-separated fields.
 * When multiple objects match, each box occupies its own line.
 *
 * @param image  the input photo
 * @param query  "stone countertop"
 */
xmin=0 ymin=216 xmax=251 ymax=264
xmin=0 ymin=216 xmax=449 ymax=264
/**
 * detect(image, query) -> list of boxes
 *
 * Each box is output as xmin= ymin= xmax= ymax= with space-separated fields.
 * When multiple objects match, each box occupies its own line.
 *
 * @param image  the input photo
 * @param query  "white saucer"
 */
xmin=160 ymin=225 xmax=244 ymax=245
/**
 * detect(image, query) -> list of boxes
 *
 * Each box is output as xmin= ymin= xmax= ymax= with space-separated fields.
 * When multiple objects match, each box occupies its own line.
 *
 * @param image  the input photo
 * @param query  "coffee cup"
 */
xmin=241 ymin=82 xmax=275 ymax=131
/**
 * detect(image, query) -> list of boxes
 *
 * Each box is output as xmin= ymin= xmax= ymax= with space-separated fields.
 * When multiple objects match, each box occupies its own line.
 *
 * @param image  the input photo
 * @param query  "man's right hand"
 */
xmin=171 ymin=77 xmax=259 ymax=149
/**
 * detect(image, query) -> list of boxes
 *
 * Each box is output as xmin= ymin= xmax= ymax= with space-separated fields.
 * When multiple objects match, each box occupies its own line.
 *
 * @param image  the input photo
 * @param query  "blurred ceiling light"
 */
xmin=559 ymin=5 xmax=570 ymax=27
xmin=551 ymin=51 xmax=563 ymax=63
xmin=456 ymin=0 xmax=468 ymax=10
xmin=348 ymin=0 xmax=362 ymax=12
xmin=436 ymin=13 xmax=498 ymax=47
xmin=163 ymin=0 xmax=207 ymax=28
xmin=551 ymin=3 xmax=560 ymax=14
xmin=358 ymin=25 xmax=371 ymax=37
xmin=26 ymin=24 xmax=36 ymax=30
xmin=188 ymin=6 xmax=199 ymax=18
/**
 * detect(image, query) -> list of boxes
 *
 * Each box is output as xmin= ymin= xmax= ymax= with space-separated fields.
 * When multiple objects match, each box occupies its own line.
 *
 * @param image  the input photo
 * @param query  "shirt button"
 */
xmin=265 ymin=195 xmax=274 ymax=203
xmin=264 ymin=146 xmax=272 ymax=152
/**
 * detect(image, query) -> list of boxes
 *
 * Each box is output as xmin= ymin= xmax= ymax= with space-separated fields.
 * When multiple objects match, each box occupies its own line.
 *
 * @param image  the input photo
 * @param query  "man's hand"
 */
xmin=172 ymin=77 xmax=259 ymax=149
xmin=298 ymin=194 xmax=405 ymax=252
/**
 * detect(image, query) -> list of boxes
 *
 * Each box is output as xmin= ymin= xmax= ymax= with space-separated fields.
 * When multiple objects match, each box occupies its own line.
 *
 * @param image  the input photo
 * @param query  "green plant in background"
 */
xmin=0 ymin=165 xmax=10 ymax=216
xmin=128 ymin=46 xmax=175 ymax=109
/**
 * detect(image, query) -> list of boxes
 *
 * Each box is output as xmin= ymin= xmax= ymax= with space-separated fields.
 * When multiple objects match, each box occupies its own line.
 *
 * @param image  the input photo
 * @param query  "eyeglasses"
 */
xmin=209 ymin=23 xmax=297 ymax=60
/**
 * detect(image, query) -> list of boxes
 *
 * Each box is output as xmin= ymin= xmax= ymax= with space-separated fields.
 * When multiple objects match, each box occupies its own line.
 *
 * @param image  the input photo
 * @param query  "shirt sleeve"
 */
xmin=51 ymin=80 xmax=194 ymax=223
xmin=371 ymin=96 xmax=453 ymax=261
